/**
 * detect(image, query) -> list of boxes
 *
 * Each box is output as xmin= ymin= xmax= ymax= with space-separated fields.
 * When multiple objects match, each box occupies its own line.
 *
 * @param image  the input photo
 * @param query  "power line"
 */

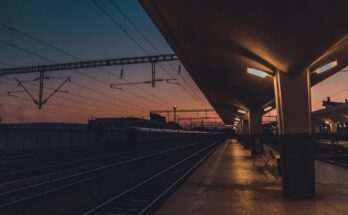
xmin=2 ymin=76 xmax=147 ymax=115
xmin=327 ymin=88 xmax=348 ymax=98
xmin=0 ymin=95 xmax=113 ymax=119
xmin=109 ymin=0 xmax=209 ymax=106
xmin=92 ymin=0 xmax=152 ymax=56
xmin=0 ymin=39 xmax=158 ymax=112
xmin=92 ymin=0 xmax=207 ymax=106
xmin=110 ymin=0 xmax=162 ymax=55
xmin=0 ymin=21 xmax=173 ymax=108
xmin=0 ymin=79 xmax=131 ymax=116
xmin=69 ymin=80 xmax=146 ymax=112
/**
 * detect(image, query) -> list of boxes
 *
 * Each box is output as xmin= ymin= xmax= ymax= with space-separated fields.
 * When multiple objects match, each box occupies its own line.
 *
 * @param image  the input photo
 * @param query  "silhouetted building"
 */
xmin=322 ymin=97 xmax=346 ymax=109
xmin=88 ymin=117 xmax=181 ymax=130
xmin=150 ymin=113 xmax=166 ymax=124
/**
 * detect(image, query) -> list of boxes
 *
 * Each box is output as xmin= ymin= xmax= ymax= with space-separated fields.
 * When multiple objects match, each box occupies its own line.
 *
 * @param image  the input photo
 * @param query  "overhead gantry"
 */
xmin=139 ymin=0 xmax=348 ymax=199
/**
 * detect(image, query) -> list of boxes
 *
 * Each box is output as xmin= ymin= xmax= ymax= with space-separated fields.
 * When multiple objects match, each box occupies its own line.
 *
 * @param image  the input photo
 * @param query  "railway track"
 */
xmin=315 ymin=142 xmax=348 ymax=167
xmin=0 ymin=138 xmax=221 ymax=214
xmin=0 ymin=138 xmax=202 ymax=188
xmin=0 ymin=138 xmax=200 ymax=176
xmin=85 ymin=141 xmax=219 ymax=215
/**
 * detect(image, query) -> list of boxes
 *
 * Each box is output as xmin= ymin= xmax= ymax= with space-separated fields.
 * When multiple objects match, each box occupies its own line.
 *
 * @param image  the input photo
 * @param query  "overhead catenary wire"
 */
xmin=108 ymin=0 xmax=207 ymax=106
xmin=0 ymin=39 xmax=160 ymax=113
xmin=0 ymin=80 xmax=131 ymax=117
xmin=92 ymin=0 xmax=208 ymax=106
xmin=0 ymin=65 xmax=144 ymax=114
xmin=0 ymin=101 xmax=84 ymax=122
xmin=2 ymin=76 xmax=147 ymax=116
xmin=0 ymin=11 xmax=215 ymax=122
xmin=0 ymin=21 xmax=173 ymax=108
xmin=108 ymin=0 xmax=208 ymax=106
xmin=0 ymin=95 xmax=114 ymax=120
xmin=0 ymin=87 xmax=147 ymax=119
xmin=326 ymin=87 xmax=348 ymax=99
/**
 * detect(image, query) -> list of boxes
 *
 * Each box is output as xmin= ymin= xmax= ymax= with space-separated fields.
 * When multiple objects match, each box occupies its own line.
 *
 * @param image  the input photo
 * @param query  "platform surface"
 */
xmin=156 ymin=139 xmax=348 ymax=215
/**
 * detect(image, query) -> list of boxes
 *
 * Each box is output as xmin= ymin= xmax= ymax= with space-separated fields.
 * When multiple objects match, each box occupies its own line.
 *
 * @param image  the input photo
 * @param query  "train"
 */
xmin=88 ymin=117 xmax=224 ymax=145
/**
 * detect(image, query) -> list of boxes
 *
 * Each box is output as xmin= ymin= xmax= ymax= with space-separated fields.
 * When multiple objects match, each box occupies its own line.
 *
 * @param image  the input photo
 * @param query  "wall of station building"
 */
xmin=0 ymin=128 xmax=97 ymax=152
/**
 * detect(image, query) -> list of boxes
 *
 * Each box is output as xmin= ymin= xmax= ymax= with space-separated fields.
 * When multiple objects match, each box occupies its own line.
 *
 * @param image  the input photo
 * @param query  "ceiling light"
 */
xmin=238 ymin=109 xmax=246 ymax=114
xmin=314 ymin=60 xmax=338 ymax=74
xmin=247 ymin=68 xmax=268 ymax=78
xmin=264 ymin=106 xmax=272 ymax=112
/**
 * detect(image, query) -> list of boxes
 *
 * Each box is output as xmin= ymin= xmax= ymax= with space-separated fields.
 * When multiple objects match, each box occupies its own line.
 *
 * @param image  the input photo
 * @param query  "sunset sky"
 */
xmin=0 ymin=0 xmax=347 ymax=126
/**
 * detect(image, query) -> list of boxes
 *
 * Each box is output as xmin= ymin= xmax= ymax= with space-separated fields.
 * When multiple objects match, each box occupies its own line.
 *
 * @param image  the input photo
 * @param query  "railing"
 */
xmin=313 ymin=133 xmax=348 ymax=165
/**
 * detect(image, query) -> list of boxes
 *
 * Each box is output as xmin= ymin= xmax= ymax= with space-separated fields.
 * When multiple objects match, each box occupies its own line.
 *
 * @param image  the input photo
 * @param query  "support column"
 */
xmin=242 ymin=119 xmax=250 ymax=134
xmin=331 ymin=122 xmax=338 ymax=133
xmin=238 ymin=119 xmax=250 ymax=148
xmin=274 ymin=69 xmax=314 ymax=199
xmin=249 ymin=109 xmax=263 ymax=134
xmin=236 ymin=123 xmax=242 ymax=134
xmin=249 ymin=109 xmax=263 ymax=157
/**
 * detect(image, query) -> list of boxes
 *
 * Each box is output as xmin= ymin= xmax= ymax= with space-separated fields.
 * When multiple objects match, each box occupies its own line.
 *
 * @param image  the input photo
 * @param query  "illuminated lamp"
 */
xmin=247 ymin=68 xmax=268 ymax=78
xmin=264 ymin=106 xmax=272 ymax=112
xmin=314 ymin=60 xmax=338 ymax=74
xmin=238 ymin=109 xmax=246 ymax=114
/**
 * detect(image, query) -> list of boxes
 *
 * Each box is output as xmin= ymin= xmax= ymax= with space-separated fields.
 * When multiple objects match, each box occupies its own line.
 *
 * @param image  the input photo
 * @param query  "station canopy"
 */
xmin=140 ymin=0 xmax=348 ymax=124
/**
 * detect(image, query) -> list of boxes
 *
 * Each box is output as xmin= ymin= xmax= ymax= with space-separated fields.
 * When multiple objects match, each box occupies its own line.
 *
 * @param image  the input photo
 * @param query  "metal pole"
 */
xmin=38 ymin=71 xmax=44 ymax=109
xmin=152 ymin=62 xmax=155 ymax=88
xmin=173 ymin=105 xmax=177 ymax=123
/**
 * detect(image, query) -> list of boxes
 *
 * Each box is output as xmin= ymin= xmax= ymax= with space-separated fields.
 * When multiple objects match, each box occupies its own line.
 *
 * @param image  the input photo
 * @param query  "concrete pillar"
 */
xmin=249 ymin=109 xmax=263 ymax=135
xmin=274 ymin=69 xmax=314 ymax=199
xmin=236 ymin=123 xmax=242 ymax=134
xmin=249 ymin=109 xmax=263 ymax=157
xmin=242 ymin=119 xmax=250 ymax=134
xmin=238 ymin=119 xmax=250 ymax=148
xmin=331 ymin=122 xmax=338 ymax=133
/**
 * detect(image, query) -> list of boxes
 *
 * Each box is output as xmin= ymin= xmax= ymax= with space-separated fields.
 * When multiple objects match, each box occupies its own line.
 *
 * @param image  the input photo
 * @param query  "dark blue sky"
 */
xmin=0 ymin=0 xmax=216 ymax=124
xmin=0 ymin=0 xmax=171 ymax=66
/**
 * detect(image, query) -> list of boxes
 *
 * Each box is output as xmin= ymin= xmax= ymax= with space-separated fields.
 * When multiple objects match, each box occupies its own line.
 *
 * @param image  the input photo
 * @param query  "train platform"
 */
xmin=156 ymin=139 xmax=348 ymax=215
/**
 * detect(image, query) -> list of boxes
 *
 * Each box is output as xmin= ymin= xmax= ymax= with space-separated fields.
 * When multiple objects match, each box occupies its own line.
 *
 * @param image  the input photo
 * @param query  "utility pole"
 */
xmin=38 ymin=71 xmax=44 ymax=109
xmin=152 ymin=62 xmax=156 ymax=88
xmin=173 ymin=105 xmax=177 ymax=123
xmin=9 ymin=75 xmax=71 ymax=109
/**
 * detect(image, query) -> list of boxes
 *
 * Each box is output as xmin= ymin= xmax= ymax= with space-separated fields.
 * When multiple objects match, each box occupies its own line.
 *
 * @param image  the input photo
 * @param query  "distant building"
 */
xmin=150 ymin=113 xmax=166 ymax=124
xmin=166 ymin=121 xmax=182 ymax=130
xmin=322 ymin=97 xmax=347 ymax=109
xmin=0 ymin=123 xmax=86 ymax=130
xmin=88 ymin=117 xmax=181 ymax=130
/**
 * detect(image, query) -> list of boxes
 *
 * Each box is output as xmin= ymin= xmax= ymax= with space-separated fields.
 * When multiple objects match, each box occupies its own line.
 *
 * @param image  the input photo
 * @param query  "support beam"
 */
xmin=249 ymin=109 xmax=263 ymax=157
xmin=249 ymin=109 xmax=263 ymax=135
xmin=241 ymin=119 xmax=250 ymax=134
xmin=0 ymin=54 xmax=178 ymax=76
xmin=38 ymin=71 xmax=44 ymax=109
xmin=274 ymin=69 xmax=314 ymax=199
xmin=238 ymin=119 xmax=251 ymax=148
